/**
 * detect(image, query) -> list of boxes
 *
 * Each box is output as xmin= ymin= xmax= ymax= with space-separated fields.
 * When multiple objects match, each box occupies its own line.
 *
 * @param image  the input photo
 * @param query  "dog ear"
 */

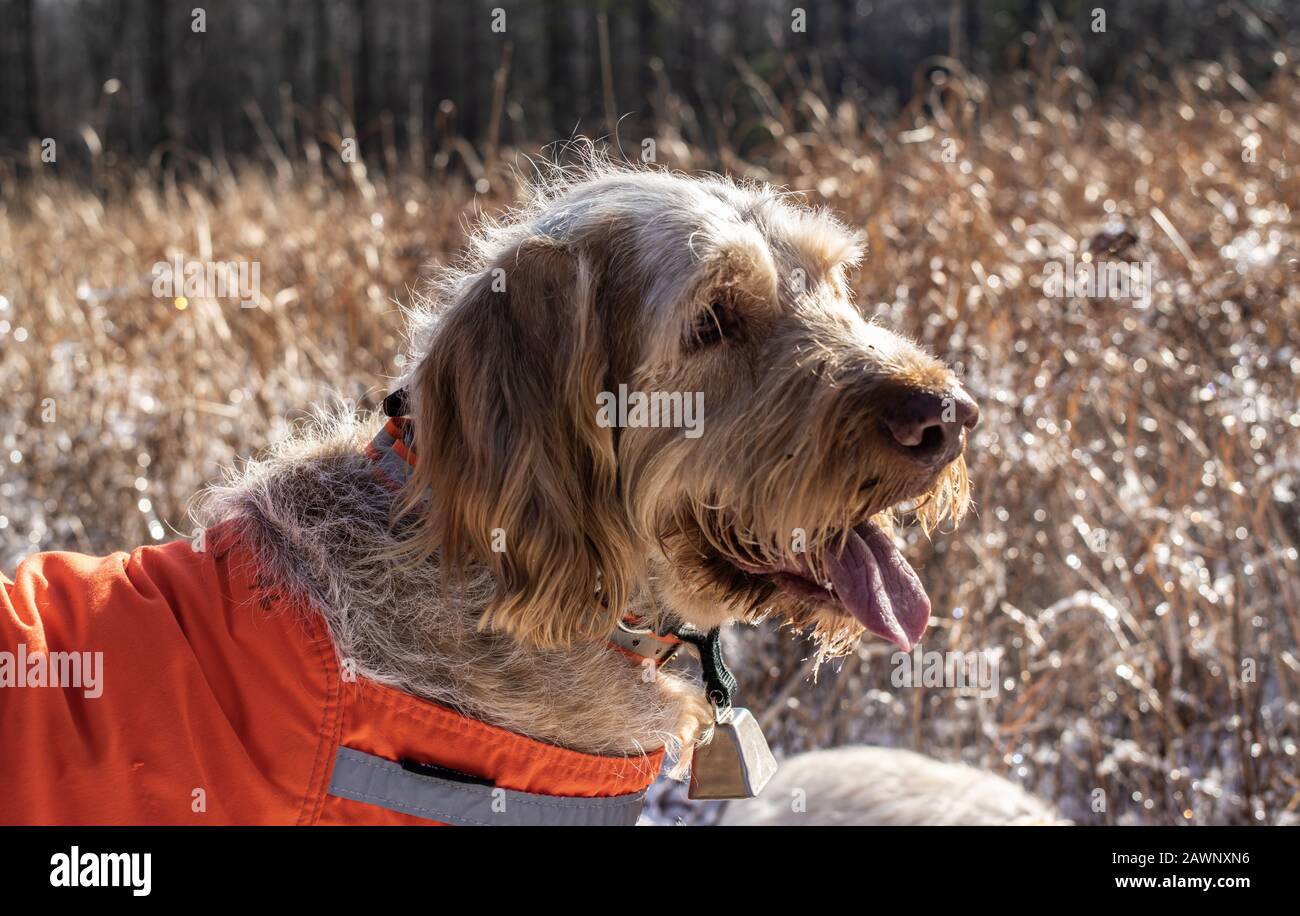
xmin=398 ymin=236 xmax=638 ymax=648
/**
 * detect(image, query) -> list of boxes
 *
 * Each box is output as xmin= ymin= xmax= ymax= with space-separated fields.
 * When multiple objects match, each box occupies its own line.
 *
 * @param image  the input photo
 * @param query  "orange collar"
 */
xmin=365 ymin=417 xmax=683 ymax=669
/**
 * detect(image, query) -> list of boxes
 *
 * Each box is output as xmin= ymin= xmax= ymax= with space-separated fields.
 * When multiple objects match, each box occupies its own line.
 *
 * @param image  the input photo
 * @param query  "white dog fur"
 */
xmin=719 ymin=746 xmax=1069 ymax=826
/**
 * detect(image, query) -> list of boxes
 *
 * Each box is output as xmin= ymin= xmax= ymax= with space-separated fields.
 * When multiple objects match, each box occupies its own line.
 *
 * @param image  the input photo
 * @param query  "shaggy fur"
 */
xmin=198 ymin=411 xmax=709 ymax=759
xmin=197 ymin=155 xmax=976 ymax=765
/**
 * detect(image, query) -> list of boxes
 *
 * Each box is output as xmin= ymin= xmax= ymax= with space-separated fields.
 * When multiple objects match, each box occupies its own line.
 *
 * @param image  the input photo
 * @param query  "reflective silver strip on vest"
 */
xmin=327 ymin=746 xmax=648 ymax=826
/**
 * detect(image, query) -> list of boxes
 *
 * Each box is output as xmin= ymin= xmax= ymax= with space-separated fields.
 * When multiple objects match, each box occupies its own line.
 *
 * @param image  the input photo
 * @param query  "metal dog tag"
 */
xmin=687 ymin=706 xmax=778 ymax=800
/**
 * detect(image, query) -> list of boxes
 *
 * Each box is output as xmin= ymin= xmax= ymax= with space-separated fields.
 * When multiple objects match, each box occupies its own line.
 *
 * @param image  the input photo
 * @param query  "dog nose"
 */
xmin=882 ymin=387 xmax=979 ymax=463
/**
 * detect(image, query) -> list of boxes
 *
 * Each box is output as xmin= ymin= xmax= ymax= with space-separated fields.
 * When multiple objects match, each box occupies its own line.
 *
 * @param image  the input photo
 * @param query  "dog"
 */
xmin=0 ymin=160 xmax=978 ymax=824
xmin=718 ymin=747 xmax=1069 ymax=826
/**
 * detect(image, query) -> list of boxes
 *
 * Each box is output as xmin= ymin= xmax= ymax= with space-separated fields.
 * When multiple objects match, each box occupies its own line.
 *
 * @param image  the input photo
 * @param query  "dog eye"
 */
xmin=687 ymin=300 xmax=737 ymax=349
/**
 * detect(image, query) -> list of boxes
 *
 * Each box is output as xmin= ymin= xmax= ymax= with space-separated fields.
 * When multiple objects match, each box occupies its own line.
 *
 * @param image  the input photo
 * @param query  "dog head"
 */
xmin=399 ymin=164 xmax=976 ymax=657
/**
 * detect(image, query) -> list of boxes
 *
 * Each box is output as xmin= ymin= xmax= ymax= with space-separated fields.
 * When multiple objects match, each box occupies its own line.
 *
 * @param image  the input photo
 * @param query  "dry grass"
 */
xmin=2 ymin=51 xmax=1297 ymax=825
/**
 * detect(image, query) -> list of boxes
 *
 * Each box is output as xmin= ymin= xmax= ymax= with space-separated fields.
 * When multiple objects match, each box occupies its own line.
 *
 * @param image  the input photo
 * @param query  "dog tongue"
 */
xmin=823 ymin=523 xmax=931 ymax=651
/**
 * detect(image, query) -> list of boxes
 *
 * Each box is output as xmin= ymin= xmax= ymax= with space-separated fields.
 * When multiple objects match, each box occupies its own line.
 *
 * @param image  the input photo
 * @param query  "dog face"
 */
xmin=400 ymin=167 xmax=975 ymax=656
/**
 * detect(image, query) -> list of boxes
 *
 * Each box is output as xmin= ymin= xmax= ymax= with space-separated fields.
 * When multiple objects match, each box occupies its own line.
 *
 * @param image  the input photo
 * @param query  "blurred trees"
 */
xmin=0 ymin=0 xmax=1293 ymax=164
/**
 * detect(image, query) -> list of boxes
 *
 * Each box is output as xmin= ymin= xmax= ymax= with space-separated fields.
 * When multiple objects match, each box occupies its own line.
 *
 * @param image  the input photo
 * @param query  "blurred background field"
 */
xmin=2 ymin=0 xmax=1298 ymax=824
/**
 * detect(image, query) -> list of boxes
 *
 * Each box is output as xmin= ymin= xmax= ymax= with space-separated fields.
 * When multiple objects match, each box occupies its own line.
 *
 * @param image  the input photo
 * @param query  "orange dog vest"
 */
xmin=0 ymin=423 xmax=666 ymax=825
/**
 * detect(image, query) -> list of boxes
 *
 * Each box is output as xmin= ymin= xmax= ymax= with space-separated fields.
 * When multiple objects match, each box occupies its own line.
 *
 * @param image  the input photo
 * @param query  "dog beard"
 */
xmin=652 ymin=455 xmax=969 ymax=660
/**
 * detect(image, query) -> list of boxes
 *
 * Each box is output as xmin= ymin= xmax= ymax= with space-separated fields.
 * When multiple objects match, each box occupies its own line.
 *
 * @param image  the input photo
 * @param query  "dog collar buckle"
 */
xmin=608 ymin=616 xmax=683 ymax=667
